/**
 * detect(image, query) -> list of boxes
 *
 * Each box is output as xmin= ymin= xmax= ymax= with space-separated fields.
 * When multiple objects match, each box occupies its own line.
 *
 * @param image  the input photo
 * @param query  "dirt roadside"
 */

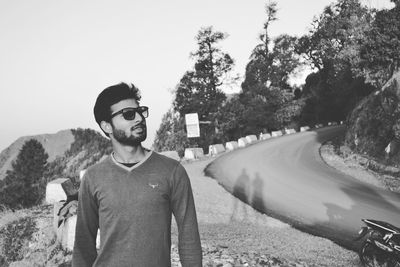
xmin=320 ymin=142 xmax=400 ymax=192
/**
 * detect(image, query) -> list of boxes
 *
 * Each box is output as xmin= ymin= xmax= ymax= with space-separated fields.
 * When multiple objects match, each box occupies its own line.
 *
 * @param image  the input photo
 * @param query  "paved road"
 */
xmin=205 ymin=126 xmax=400 ymax=250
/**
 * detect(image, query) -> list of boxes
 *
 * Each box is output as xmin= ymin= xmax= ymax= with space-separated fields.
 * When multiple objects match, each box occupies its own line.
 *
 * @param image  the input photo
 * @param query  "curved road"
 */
xmin=205 ymin=126 xmax=400 ymax=250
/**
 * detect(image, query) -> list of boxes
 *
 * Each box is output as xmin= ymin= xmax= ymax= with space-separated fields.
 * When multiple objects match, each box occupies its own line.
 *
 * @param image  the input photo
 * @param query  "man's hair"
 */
xmin=94 ymin=82 xmax=141 ymax=136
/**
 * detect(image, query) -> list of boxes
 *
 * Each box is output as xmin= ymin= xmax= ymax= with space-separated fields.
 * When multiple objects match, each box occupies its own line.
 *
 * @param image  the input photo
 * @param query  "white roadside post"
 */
xmin=184 ymin=113 xmax=201 ymax=159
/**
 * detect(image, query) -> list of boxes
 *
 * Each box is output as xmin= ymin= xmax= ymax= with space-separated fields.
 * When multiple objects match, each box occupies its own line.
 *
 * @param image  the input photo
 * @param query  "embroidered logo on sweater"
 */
xmin=149 ymin=183 xmax=159 ymax=189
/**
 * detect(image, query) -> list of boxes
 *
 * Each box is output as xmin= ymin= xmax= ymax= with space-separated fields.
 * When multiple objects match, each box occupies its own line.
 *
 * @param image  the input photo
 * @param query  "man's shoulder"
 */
xmin=90 ymin=155 xmax=111 ymax=169
xmin=83 ymin=155 xmax=112 ymax=178
xmin=151 ymin=151 xmax=181 ymax=166
xmin=149 ymin=152 xmax=189 ymax=182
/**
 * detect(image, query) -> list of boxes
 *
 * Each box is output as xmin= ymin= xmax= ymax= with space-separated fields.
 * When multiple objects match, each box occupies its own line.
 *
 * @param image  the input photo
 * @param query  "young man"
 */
xmin=72 ymin=83 xmax=202 ymax=267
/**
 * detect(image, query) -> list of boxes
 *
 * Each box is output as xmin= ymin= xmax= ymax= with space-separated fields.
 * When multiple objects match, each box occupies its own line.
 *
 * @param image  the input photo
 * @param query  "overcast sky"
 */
xmin=0 ymin=0 xmax=393 ymax=151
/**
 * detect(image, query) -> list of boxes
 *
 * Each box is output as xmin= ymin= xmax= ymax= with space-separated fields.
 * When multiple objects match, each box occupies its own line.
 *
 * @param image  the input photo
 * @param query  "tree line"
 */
xmin=153 ymin=0 xmax=400 ymax=156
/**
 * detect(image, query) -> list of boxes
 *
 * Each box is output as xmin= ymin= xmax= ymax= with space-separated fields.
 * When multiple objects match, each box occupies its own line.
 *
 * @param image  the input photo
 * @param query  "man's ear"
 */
xmin=100 ymin=121 xmax=113 ymax=135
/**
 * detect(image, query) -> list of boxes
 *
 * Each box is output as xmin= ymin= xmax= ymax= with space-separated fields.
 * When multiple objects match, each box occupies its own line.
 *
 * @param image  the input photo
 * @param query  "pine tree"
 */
xmin=0 ymin=139 xmax=48 ymax=209
xmin=172 ymin=26 xmax=235 ymax=152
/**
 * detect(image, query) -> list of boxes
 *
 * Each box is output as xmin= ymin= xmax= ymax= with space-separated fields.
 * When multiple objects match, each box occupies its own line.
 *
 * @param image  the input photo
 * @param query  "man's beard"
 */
xmin=112 ymin=125 xmax=147 ymax=146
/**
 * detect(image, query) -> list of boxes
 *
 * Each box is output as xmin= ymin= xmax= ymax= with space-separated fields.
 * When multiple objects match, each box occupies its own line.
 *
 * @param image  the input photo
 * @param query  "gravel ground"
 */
xmin=173 ymin=156 xmax=361 ymax=267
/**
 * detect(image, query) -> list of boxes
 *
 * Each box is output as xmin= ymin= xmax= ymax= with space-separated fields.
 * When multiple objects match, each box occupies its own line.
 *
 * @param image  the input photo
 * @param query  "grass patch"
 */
xmin=0 ymin=216 xmax=37 ymax=265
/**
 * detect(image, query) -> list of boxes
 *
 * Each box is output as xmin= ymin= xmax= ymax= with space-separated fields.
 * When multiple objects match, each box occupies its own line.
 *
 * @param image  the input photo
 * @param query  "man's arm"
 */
xmin=171 ymin=163 xmax=202 ymax=267
xmin=72 ymin=173 xmax=99 ymax=267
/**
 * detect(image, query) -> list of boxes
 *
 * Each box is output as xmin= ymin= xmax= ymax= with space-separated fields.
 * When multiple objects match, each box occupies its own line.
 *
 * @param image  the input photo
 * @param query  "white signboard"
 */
xmin=185 ymin=113 xmax=200 ymax=138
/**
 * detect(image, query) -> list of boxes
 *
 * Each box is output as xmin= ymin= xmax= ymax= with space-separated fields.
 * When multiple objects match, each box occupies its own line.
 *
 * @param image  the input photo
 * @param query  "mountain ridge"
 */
xmin=0 ymin=128 xmax=112 ymax=181
xmin=0 ymin=130 xmax=75 ymax=180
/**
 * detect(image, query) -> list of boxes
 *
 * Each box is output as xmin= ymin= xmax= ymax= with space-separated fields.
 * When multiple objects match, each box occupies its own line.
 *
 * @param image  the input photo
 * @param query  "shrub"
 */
xmin=153 ymin=110 xmax=190 ymax=157
xmin=0 ymin=216 xmax=37 ymax=264
xmin=44 ymin=128 xmax=112 ymax=182
xmin=0 ymin=139 xmax=48 ymax=209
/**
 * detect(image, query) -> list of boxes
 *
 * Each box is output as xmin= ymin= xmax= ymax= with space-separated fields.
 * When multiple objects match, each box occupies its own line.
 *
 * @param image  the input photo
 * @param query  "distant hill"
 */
xmin=0 ymin=130 xmax=74 ymax=180
xmin=0 ymin=128 xmax=112 ymax=181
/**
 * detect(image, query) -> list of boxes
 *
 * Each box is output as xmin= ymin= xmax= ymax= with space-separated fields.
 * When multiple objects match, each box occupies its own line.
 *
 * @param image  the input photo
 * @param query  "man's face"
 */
xmin=109 ymin=99 xmax=147 ymax=146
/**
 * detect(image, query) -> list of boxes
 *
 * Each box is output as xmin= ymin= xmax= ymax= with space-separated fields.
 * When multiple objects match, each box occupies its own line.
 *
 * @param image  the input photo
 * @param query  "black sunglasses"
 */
xmin=110 ymin=106 xmax=149 ymax=121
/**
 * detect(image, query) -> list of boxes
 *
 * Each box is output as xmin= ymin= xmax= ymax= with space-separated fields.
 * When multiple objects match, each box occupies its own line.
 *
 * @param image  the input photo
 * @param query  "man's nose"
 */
xmin=134 ymin=111 xmax=145 ymax=123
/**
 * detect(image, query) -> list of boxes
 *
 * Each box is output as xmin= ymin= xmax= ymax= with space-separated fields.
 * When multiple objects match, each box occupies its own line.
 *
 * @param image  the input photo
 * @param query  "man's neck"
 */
xmin=111 ymin=142 xmax=147 ymax=164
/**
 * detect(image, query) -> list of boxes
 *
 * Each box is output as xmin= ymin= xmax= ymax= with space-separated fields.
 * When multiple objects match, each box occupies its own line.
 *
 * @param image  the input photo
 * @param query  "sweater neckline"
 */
xmin=110 ymin=150 xmax=153 ymax=171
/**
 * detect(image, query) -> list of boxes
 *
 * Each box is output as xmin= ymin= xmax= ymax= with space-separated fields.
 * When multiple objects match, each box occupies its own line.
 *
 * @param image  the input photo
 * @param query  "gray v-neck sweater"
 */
xmin=72 ymin=151 xmax=202 ymax=267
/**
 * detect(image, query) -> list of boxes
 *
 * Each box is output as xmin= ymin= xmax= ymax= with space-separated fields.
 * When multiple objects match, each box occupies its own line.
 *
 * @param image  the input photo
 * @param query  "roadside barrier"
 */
xmin=246 ymin=135 xmax=258 ymax=143
xmin=238 ymin=137 xmax=249 ymax=147
xmin=46 ymin=178 xmax=84 ymax=251
xmin=260 ymin=133 xmax=271 ymax=140
xmin=184 ymin=147 xmax=204 ymax=160
xmin=46 ymin=178 xmax=69 ymax=204
xmin=271 ymin=130 xmax=283 ymax=137
xmin=284 ymin=129 xmax=296 ymax=135
xmin=225 ymin=141 xmax=239 ymax=151
xmin=208 ymin=144 xmax=225 ymax=156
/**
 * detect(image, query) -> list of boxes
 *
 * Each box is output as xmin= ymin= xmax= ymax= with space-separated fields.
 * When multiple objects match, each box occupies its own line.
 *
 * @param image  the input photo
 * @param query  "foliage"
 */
xmin=153 ymin=110 xmax=190 ymax=157
xmin=191 ymin=27 xmax=236 ymax=92
xmin=156 ymin=2 xmax=303 ymax=147
xmin=47 ymin=242 xmax=72 ymax=267
xmin=273 ymin=98 xmax=306 ymax=130
xmin=300 ymin=69 xmax=375 ymax=125
xmin=296 ymin=0 xmax=378 ymax=125
xmin=216 ymin=95 xmax=247 ymax=141
xmin=297 ymin=0 xmax=400 ymax=109
xmin=345 ymin=71 xmax=400 ymax=163
xmin=0 ymin=216 xmax=37 ymax=264
xmin=45 ymin=156 xmax=68 ymax=182
xmin=241 ymin=87 xmax=291 ymax=134
xmin=68 ymin=128 xmax=111 ymax=157
xmin=174 ymin=70 xmax=226 ymax=120
xmin=172 ymin=26 xmax=235 ymax=152
xmin=173 ymin=26 xmax=233 ymax=119
xmin=270 ymin=34 xmax=302 ymax=89
xmin=296 ymin=0 xmax=373 ymax=90
xmin=0 ymin=139 xmax=48 ymax=209
xmin=155 ymin=0 xmax=400 ymax=167
xmin=237 ymin=1 xmax=301 ymax=136
xmin=355 ymin=4 xmax=400 ymax=87
xmin=45 ymin=128 xmax=112 ymax=181
xmin=217 ymin=88 xmax=294 ymax=141
xmin=242 ymin=2 xmax=300 ymax=92
xmin=346 ymin=96 xmax=394 ymax=156
xmin=297 ymin=0 xmax=372 ymax=72
xmin=242 ymin=1 xmax=277 ymax=91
